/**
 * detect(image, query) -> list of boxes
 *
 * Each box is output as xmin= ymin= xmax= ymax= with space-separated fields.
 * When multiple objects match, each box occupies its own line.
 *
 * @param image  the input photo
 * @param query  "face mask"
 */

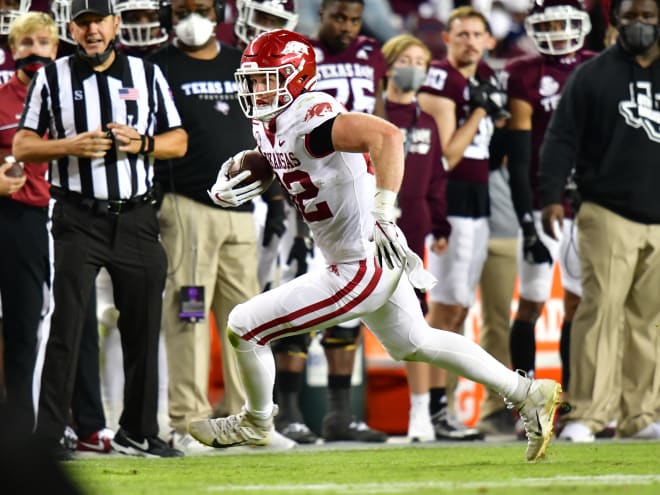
xmin=174 ymin=13 xmax=216 ymax=47
xmin=77 ymin=39 xmax=116 ymax=67
xmin=619 ymin=22 xmax=660 ymax=55
xmin=392 ymin=66 xmax=427 ymax=92
xmin=14 ymin=54 xmax=52 ymax=79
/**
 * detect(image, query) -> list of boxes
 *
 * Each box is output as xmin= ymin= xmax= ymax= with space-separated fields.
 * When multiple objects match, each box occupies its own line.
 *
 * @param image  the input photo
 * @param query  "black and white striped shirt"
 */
xmin=19 ymin=51 xmax=182 ymax=200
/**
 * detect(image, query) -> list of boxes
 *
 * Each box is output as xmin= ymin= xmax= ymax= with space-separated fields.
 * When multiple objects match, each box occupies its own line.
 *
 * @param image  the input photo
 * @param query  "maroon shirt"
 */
xmin=0 ymin=39 xmax=15 ymax=85
xmin=504 ymin=50 xmax=596 ymax=209
xmin=0 ymin=74 xmax=50 ymax=207
xmin=418 ymin=59 xmax=495 ymax=184
xmin=386 ymin=100 xmax=450 ymax=257
xmin=309 ymin=35 xmax=387 ymax=114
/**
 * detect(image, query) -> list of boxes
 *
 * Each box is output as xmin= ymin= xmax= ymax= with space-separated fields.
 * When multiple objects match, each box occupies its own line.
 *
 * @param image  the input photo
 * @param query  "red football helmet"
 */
xmin=1 ymin=0 xmax=31 ymax=36
xmin=524 ymin=0 xmax=592 ymax=56
xmin=235 ymin=29 xmax=317 ymax=121
xmin=234 ymin=0 xmax=298 ymax=45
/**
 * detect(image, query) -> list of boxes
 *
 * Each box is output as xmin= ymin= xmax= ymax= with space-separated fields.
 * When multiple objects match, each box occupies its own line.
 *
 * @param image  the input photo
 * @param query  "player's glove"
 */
xmin=522 ymin=220 xmax=553 ymax=265
xmin=207 ymin=153 xmax=264 ymax=207
xmin=468 ymin=77 xmax=511 ymax=120
xmin=287 ymin=236 xmax=314 ymax=277
xmin=372 ymin=189 xmax=407 ymax=270
xmin=371 ymin=189 xmax=438 ymax=290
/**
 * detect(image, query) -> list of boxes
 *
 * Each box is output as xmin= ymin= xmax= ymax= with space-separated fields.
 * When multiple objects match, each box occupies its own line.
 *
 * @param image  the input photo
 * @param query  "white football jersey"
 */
xmin=253 ymin=91 xmax=375 ymax=264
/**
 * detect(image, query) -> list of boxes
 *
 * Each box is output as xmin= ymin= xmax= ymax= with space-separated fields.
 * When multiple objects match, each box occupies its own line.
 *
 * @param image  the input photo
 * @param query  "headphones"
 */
xmin=159 ymin=0 xmax=225 ymax=32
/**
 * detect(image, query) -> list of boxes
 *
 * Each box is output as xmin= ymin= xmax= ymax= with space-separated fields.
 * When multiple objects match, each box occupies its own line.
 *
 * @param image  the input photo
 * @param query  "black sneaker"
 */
xmin=476 ymin=409 xmax=517 ymax=435
xmin=51 ymin=440 xmax=75 ymax=461
xmin=277 ymin=421 xmax=318 ymax=444
xmin=432 ymin=409 xmax=484 ymax=441
xmin=111 ymin=428 xmax=184 ymax=457
xmin=321 ymin=413 xmax=388 ymax=442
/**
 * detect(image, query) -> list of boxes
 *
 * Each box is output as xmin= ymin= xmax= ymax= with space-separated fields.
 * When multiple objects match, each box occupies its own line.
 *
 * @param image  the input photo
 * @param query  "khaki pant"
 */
xmin=478 ymin=237 xmax=517 ymax=419
xmin=568 ymin=202 xmax=660 ymax=436
xmin=159 ymin=194 xmax=259 ymax=433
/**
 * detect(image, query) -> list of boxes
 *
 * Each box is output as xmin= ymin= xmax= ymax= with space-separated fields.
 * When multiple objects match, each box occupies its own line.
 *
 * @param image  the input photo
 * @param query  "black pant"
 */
xmin=37 ymin=198 xmax=167 ymax=442
xmin=0 ymin=198 xmax=49 ymax=432
xmin=72 ymin=291 xmax=106 ymax=439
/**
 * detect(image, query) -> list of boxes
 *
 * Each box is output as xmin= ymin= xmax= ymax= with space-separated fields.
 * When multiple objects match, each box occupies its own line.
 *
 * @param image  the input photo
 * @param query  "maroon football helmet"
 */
xmin=234 ymin=0 xmax=298 ymax=45
xmin=2 ymin=0 xmax=31 ymax=36
xmin=235 ymin=29 xmax=317 ymax=121
xmin=114 ymin=0 xmax=168 ymax=48
xmin=525 ymin=0 xmax=592 ymax=56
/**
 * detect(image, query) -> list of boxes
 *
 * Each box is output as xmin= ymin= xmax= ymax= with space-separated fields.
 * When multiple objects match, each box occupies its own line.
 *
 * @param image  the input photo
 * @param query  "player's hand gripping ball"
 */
xmin=227 ymin=150 xmax=274 ymax=189
xmin=208 ymin=150 xmax=274 ymax=208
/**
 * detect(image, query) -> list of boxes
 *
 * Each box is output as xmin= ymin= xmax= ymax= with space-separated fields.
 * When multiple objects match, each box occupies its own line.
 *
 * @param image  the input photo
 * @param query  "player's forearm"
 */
xmin=370 ymin=128 xmax=404 ymax=194
xmin=332 ymin=112 xmax=404 ymax=192
xmin=443 ymin=109 xmax=486 ymax=168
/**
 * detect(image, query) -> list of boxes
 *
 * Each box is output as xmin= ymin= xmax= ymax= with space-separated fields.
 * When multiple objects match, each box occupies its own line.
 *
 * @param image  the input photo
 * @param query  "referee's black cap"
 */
xmin=71 ymin=0 xmax=115 ymax=21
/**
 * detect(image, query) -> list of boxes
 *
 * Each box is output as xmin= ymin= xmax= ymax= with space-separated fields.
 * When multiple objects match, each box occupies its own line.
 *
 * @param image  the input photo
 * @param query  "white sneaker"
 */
xmin=407 ymin=406 xmax=434 ymax=442
xmin=631 ymin=422 xmax=660 ymax=439
xmin=508 ymin=379 xmax=562 ymax=461
xmin=189 ymin=405 xmax=295 ymax=449
xmin=559 ymin=421 xmax=596 ymax=442
xmin=170 ymin=430 xmax=216 ymax=454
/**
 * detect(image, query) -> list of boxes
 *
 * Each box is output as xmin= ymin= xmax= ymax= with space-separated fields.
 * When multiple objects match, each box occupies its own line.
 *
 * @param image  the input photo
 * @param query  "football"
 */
xmin=3 ymin=155 xmax=24 ymax=178
xmin=227 ymin=150 xmax=274 ymax=190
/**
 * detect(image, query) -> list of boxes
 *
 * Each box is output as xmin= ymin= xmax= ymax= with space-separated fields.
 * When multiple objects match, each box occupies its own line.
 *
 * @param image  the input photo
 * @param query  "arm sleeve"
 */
xmin=539 ymin=69 xmax=585 ymax=207
xmin=507 ymin=129 xmax=534 ymax=224
xmin=427 ymin=121 xmax=451 ymax=239
xmin=489 ymin=127 xmax=508 ymax=171
xmin=307 ymin=116 xmax=336 ymax=157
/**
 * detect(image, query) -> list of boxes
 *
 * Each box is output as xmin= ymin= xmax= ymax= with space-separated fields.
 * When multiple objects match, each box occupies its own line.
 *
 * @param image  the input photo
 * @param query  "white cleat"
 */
xmin=508 ymin=379 xmax=562 ymax=462
xmin=188 ymin=405 xmax=295 ymax=449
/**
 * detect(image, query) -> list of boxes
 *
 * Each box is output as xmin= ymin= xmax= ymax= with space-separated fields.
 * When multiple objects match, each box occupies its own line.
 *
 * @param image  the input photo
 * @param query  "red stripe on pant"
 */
xmin=244 ymin=259 xmax=382 ymax=345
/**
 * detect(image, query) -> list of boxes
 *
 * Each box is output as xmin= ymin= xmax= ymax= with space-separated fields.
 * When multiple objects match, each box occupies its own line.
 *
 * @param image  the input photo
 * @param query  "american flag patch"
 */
xmin=119 ymin=87 xmax=139 ymax=100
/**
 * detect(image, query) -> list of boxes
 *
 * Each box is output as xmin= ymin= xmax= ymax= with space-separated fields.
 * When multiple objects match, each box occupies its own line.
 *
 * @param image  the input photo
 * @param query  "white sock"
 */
xmin=414 ymin=329 xmax=524 ymax=401
xmin=410 ymin=392 xmax=430 ymax=412
xmin=233 ymin=336 xmax=275 ymax=419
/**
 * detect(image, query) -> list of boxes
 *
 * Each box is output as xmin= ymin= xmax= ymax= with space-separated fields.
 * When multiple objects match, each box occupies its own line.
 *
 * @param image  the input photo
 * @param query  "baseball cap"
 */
xmin=70 ymin=0 xmax=115 ymax=21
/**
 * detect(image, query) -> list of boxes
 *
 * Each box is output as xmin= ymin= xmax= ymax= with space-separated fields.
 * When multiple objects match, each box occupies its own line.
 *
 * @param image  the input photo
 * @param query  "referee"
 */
xmin=13 ymin=0 xmax=187 ymax=458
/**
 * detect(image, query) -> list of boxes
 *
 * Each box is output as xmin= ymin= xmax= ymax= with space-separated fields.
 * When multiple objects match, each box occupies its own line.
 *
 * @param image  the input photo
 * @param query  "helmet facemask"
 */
xmin=235 ymin=0 xmax=298 ymax=45
xmin=1 ymin=0 xmax=31 ymax=36
xmin=115 ymin=0 xmax=168 ymax=48
xmin=525 ymin=5 xmax=592 ymax=56
xmin=235 ymin=62 xmax=299 ymax=121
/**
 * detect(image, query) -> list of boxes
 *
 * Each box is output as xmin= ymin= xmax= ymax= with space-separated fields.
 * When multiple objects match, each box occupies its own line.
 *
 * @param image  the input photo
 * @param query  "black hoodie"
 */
xmin=539 ymin=40 xmax=660 ymax=224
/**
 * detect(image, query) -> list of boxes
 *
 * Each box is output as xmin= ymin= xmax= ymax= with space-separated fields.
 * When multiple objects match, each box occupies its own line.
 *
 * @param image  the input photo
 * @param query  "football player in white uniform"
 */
xmin=190 ymin=30 xmax=562 ymax=462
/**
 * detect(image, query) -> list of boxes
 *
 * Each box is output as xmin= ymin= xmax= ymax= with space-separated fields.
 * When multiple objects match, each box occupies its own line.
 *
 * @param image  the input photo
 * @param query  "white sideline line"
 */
xmin=207 ymin=474 xmax=660 ymax=493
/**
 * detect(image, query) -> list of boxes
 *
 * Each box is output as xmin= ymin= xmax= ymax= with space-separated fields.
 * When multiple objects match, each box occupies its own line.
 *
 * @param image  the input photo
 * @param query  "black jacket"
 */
xmin=539 ymin=41 xmax=660 ymax=224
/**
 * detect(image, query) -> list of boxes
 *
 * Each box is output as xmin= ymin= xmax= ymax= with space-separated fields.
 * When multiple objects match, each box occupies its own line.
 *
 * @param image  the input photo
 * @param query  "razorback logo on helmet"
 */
xmin=283 ymin=40 xmax=309 ymax=55
xmin=304 ymin=102 xmax=332 ymax=122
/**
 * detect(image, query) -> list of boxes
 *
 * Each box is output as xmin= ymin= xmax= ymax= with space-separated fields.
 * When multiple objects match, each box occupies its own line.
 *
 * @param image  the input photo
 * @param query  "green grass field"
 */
xmin=66 ymin=441 xmax=660 ymax=495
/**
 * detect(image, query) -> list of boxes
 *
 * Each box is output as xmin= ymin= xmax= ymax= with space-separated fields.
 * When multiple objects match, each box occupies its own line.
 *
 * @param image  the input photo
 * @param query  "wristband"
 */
xmin=138 ymin=135 xmax=154 ymax=155
xmin=373 ymin=188 xmax=399 ymax=222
